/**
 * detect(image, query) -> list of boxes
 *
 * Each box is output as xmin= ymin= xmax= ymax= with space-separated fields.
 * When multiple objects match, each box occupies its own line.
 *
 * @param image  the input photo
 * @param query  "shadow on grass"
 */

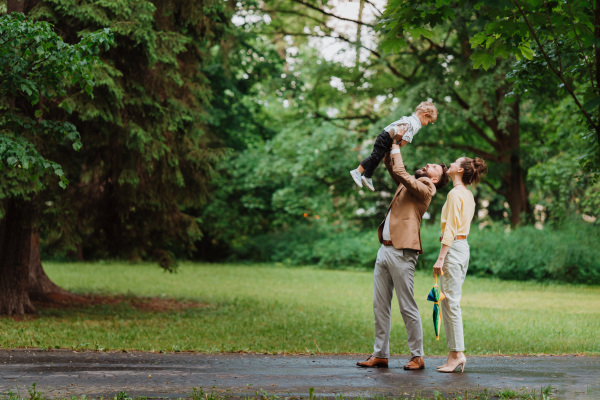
xmin=4 ymin=294 xmax=212 ymax=322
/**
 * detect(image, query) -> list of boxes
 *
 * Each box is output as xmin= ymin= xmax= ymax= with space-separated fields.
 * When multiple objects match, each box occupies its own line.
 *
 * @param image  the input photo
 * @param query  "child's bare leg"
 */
xmin=356 ymin=165 xmax=365 ymax=174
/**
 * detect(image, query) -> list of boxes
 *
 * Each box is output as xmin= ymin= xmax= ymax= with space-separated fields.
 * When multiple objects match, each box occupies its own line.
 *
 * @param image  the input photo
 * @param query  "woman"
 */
xmin=432 ymin=156 xmax=487 ymax=373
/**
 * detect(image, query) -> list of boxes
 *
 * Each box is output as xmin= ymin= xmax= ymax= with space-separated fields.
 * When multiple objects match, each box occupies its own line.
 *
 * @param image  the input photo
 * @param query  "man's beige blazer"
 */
xmin=377 ymin=150 xmax=437 ymax=254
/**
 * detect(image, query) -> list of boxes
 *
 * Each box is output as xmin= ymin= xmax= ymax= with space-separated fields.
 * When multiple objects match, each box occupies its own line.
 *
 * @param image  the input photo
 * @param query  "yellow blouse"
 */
xmin=440 ymin=186 xmax=475 ymax=246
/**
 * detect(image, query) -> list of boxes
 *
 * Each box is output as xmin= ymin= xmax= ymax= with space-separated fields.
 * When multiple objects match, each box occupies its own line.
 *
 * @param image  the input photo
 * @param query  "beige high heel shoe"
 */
xmin=437 ymin=356 xmax=466 ymax=373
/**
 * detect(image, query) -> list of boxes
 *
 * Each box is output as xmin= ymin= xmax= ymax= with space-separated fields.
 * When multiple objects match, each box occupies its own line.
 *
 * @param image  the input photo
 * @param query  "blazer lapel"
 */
xmin=384 ymin=183 xmax=405 ymax=216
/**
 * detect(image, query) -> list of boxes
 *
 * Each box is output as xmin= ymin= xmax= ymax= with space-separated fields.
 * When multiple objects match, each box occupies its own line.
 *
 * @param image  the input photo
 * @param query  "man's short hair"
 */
xmin=435 ymin=163 xmax=449 ymax=190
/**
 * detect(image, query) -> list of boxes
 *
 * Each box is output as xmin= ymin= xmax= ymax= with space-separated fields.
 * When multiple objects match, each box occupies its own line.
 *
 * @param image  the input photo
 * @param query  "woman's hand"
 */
xmin=433 ymin=258 xmax=444 ymax=277
xmin=433 ymin=244 xmax=450 ymax=276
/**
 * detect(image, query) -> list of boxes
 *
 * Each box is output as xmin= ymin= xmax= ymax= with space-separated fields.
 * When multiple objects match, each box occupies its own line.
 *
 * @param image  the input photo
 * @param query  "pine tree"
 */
xmin=0 ymin=6 xmax=112 ymax=315
xmin=34 ymin=0 xmax=235 ymax=266
xmin=0 ymin=0 xmax=235 ymax=315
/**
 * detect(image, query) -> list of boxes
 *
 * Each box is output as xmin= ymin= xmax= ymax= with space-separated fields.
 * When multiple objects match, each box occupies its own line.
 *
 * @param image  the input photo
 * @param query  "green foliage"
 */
xmin=214 ymin=0 xmax=549 ymax=267
xmin=237 ymin=223 xmax=441 ymax=270
xmin=29 ymin=1 xmax=236 ymax=269
xmin=0 ymin=12 xmax=112 ymax=195
xmin=380 ymin=0 xmax=600 ymax=170
xmin=468 ymin=221 xmax=600 ymax=284
xmin=114 ymin=392 xmax=131 ymax=400
xmin=235 ymin=220 xmax=600 ymax=285
xmin=27 ymin=383 xmax=44 ymax=400
xmin=16 ymin=0 xmax=598 ymax=269
xmin=418 ymin=220 xmax=600 ymax=285
xmin=199 ymin=34 xmax=416 ymax=252
xmin=525 ymin=96 xmax=600 ymax=221
xmin=234 ymin=224 xmax=380 ymax=269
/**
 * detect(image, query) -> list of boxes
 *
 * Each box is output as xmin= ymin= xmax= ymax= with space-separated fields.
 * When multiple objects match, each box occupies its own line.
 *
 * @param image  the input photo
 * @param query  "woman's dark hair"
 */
xmin=460 ymin=157 xmax=487 ymax=186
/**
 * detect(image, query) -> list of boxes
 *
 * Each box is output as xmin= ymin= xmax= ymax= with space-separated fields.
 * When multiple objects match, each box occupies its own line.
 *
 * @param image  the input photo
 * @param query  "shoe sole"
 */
xmin=350 ymin=171 xmax=363 ymax=188
xmin=357 ymin=363 xmax=388 ymax=368
xmin=361 ymin=176 xmax=375 ymax=192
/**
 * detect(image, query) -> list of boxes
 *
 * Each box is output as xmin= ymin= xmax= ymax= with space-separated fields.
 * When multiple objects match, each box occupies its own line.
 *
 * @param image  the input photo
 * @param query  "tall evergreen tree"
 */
xmin=0 ymin=0 xmax=236 ymax=315
xmin=32 ymin=0 xmax=230 ymax=269
xmin=0 ymin=5 xmax=112 ymax=315
xmin=32 ymin=0 xmax=234 ymax=269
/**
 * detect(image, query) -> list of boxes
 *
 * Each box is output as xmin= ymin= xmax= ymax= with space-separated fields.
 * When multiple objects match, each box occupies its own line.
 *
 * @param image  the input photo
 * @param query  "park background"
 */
xmin=0 ymin=0 xmax=599 ymax=357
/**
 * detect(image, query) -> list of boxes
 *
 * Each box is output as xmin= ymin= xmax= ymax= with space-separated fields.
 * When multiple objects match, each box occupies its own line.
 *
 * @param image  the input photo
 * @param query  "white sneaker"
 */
xmin=362 ymin=176 xmax=375 ymax=191
xmin=350 ymin=169 xmax=363 ymax=188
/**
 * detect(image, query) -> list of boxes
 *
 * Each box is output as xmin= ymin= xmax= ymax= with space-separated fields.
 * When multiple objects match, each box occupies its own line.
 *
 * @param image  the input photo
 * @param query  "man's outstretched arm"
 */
xmin=384 ymin=152 xmax=402 ymax=186
xmin=384 ymin=125 xmax=408 ymax=186
xmin=389 ymin=143 xmax=436 ymax=201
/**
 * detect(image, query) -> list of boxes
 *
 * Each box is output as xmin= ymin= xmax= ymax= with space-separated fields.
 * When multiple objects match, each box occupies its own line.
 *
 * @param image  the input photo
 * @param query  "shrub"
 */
xmin=234 ymin=220 xmax=600 ymax=284
xmin=467 ymin=221 xmax=600 ymax=284
xmin=232 ymin=223 xmax=381 ymax=269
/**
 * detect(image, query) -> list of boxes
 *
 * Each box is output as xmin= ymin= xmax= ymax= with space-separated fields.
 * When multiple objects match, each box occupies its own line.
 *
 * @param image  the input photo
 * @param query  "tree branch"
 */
xmin=449 ymin=88 xmax=502 ymax=150
xmin=312 ymin=114 xmax=351 ymax=129
xmin=419 ymin=141 xmax=500 ymax=162
xmin=482 ymin=179 xmax=504 ymax=196
xmin=290 ymin=0 xmax=374 ymax=27
xmin=263 ymin=8 xmax=325 ymax=26
xmin=383 ymin=60 xmax=412 ymax=82
xmin=424 ymin=36 xmax=460 ymax=59
xmin=263 ymin=30 xmax=380 ymax=59
xmin=315 ymin=111 xmax=376 ymax=122
xmin=542 ymin=0 xmax=564 ymax=74
xmin=263 ymin=29 xmax=414 ymax=81
xmin=364 ymin=0 xmax=383 ymax=16
xmin=513 ymin=0 xmax=599 ymax=136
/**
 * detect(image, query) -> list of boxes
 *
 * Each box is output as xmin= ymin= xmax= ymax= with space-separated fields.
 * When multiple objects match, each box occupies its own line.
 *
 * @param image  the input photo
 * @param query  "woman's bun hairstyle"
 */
xmin=460 ymin=157 xmax=488 ymax=186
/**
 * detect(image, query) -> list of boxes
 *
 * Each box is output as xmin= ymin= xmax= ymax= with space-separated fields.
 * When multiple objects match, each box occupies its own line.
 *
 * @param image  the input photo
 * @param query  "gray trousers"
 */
xmin=372 ymin=245 xmax=424 ymax=358
xmin=439 ymin=239 xmax=470 ymax=351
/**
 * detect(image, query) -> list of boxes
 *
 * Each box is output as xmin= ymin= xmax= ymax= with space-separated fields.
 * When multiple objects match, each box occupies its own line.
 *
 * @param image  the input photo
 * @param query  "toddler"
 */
xmin=350 ymin=101 xmax=438 ymax=191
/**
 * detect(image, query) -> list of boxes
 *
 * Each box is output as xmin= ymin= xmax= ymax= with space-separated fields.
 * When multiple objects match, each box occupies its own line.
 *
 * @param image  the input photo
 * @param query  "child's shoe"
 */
xmin=350 ymin=169 xmax=363 ymax=188
xmin=361 ymin=176 xmax=375 ymax=191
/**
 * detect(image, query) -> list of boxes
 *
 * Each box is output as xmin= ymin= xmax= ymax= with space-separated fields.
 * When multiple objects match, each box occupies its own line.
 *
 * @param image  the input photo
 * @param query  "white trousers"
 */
xmin=372 ymin=245 xmax=423 ymax=358
xmin=440 ymin=239 xmax=470 ymax=352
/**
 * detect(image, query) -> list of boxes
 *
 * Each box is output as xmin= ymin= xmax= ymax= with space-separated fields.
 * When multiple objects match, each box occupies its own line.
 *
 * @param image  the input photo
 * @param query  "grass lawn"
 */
xmin=1 ymin=262 xmax=599 ymax=355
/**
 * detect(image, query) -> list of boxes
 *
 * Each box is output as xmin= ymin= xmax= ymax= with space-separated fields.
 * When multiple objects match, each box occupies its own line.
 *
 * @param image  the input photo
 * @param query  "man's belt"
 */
xmin=385 ymin=236 xmax=467 ymax=246
xmin=438 ymin=235 xmax=467 ymax=242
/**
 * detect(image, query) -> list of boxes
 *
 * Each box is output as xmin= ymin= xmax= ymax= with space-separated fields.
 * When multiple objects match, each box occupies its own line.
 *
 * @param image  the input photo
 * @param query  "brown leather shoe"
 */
xmin=356 ymin=355 xmax=388 ymax=368
xmin=403 ymin=356 xmax=425 ymax=370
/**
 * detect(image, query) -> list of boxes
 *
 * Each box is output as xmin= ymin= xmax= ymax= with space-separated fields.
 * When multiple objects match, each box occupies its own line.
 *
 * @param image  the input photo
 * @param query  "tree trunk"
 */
xmin=4 ymin=0 xmax=77 ymax=312
xmin=595 ymin=0 xmax=600 ymax=146
xmin=0 ymin=199 xmax=35 ymax=315
xmin=7 ymin=0 xmax=25 ymax=13
xmin=503 ymin=102 xmax=530 ymax=227
xmin=355 ymin=0 xmax=365 ymax=66
xmin=0 ymin=0 xmax=35 ymax=316
xmin=28 ymin=230 xmax=79 ymax=302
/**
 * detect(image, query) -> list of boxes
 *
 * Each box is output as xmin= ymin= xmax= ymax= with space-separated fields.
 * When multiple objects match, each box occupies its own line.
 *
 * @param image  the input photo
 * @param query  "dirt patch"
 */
xmin=32 ymin=293 xmax=210 ymax=312
xmin=3 ymin=293 xmax=210 ymax=321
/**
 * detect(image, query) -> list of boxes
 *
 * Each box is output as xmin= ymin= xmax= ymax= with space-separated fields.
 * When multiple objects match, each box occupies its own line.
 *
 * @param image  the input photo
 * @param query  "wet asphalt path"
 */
xmin=0 ymin=350 xmax=598 ymax=399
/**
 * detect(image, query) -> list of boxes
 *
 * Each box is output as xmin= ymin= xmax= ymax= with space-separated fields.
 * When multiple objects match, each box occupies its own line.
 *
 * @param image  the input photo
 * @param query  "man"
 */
xmin=357 ymin=133 xmax=449 ymax=370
